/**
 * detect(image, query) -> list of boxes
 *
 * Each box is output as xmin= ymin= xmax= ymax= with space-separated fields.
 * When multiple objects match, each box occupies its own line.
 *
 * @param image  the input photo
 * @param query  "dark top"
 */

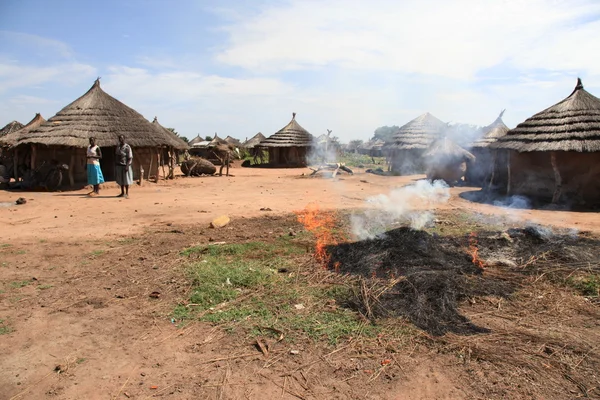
xmin=116 ymin=143 xmax=133 ymax=166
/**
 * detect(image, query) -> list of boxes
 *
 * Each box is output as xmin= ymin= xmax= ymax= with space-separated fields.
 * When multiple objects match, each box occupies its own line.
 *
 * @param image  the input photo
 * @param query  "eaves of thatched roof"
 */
xmin=388 ymin=112 xmax=447 ymax=150
xmin=242 ymin=132 xmax=266 ymax=148
xmin=492 ymin=78 xmax=600 ymax=152
xmin=209 ymin=134 xmax=228 ymax=147
xmin=17 ymin=79 xmax=178 ymax=149
xmin=471 ymin=110 xmax=509 ymax=149
xmin=259 ymin=113 xmax=313 ymax=148
xmin=188 ymin=134 xmax=203 ymax=146
xmin=0 ymin=120 xmax=24 ymax=137
xmin=0 ymin=113 xmax=46 ymax=147
xmin=151 ymin=117 xmax=189 ymax=150
xmin=423 ymin=137 xmax=475 ymax=162
xmin=224 ymin=135 xmax=243 ymax=147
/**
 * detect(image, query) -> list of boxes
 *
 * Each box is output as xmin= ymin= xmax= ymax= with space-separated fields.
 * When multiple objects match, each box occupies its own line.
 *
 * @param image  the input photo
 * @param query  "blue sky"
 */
xmin=1 ymin=0 xmax=600 ymax=141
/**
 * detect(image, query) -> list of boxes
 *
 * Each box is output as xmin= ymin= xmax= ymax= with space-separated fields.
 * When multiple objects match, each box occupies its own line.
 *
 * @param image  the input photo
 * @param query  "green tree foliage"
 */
xmin=205 ymin=135 xmax=213 ymax=141
xmin=373 ymin=126 xmax=400 ymax=142
xmin=347 ymin=140 xmax=364 ymax=152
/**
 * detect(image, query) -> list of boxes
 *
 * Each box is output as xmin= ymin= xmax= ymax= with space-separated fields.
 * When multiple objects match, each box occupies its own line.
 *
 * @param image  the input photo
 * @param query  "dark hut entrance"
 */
xmin=100 ymin=147 xmax=117 ymax=181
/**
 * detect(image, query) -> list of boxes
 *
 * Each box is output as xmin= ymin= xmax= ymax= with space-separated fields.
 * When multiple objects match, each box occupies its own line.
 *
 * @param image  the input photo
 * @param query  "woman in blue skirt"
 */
xmin=87 ymin=137 xmax=104 ymax=196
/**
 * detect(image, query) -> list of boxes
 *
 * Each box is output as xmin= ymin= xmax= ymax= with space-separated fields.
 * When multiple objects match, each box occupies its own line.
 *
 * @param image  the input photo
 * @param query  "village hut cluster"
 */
xmin=2 ymin=77 xmax=599 ymax=206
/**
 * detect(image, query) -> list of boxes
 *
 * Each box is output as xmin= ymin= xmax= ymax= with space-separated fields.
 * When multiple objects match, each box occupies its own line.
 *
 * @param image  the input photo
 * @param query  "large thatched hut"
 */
xmin=423 ymin=137 xmax=475 ymax=185
xmin=465 ymin=111 xmax=509 ymax=186
xmin=258 ymin=113 xmax=313 ymax=167
xmin=14 ymin=79 xmax=186 ymax=185
xmin=491 ymin=78 xmax=600 ymax=205
xmin=387 ymin=112 xmax=447 ymax=174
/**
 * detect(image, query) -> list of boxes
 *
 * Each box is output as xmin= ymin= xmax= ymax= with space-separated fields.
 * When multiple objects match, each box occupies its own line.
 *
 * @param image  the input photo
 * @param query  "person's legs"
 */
xmin=124 ymin=185 xmax=129 ymax=198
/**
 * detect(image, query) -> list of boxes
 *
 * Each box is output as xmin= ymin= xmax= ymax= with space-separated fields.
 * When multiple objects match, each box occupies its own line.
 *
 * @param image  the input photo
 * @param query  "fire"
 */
xmin=295 ymin=203 xmax=338 ymax=268
xmin=468 ymin=232 xmax=485 ymax=269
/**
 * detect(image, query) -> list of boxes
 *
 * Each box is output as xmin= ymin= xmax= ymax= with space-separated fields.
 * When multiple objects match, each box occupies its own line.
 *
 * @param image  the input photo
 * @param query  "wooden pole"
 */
xmin=156 ymin=149 xmax=161 ymax=182
xmin=148 ymin=149 xmax=154 ymax=181
xmin=13 ymin=148 xmax=19 ymax=181
xmin=506 ymin=151 xmax=511 ymax=196
xmin=226 ymin=152 xmax=230 ymax=177
xmin=30 ymin=145 xmax=36 ymax=171
xmin=487 ymin=151 xmax=497 ymax=190
xmin=68 ymin=153 xmax=75 ymax=186
xmin=160 ymin=149 xmax=167 ymax=181
xmin=550 ymin=151 xmax=562 ymax=203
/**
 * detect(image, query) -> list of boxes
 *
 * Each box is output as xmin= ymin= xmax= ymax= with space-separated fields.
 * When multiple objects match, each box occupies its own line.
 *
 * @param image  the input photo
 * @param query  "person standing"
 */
xmin=86 ymin=137 xmax=104 ymax=196
xmin=115 ymin=135 xmax=133 ymax=198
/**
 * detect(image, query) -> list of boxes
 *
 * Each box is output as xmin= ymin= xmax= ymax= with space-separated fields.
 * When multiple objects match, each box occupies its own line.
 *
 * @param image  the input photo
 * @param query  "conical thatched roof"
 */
xmin=423 ymin=137 xmax=475 ymax=163
xmin=388 ymin=112 xmax=447 ymax=150
xmin=0 ymin=120 xmax=24 ymax=137
xmin=188 ymin=134 xmax=204 ymax=146
xmin=493 ymin=78 xmax=600 ymax=152
xmin=208 ymin=134 xmax=228 ymax=147
xmin=243 ymin=132 xmax=266 ymax=148
xmin=224 ymin=135 xmax=243 ymax=147
xmin=0 ymin=113 xmax=46 ymax=147
xmin=471 ymin=110 xmax=509 ymax=149
xmin=17 ymin=79 xmax=176 ymax=148
xmin=151 ymin=117 xmax=189 ymax=150
xmin=259 ymin=113 xmax=313 ymax=148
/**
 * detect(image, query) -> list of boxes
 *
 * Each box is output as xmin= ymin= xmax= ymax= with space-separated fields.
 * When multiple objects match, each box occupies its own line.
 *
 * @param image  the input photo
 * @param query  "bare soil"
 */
xmin=1 ymin=167 xmax=599 ymax=400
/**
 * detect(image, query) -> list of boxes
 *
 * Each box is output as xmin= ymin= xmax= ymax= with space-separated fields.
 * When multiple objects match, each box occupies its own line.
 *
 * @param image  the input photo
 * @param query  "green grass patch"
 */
xmin=90 ymin=250 xmax=104 ymax=257
xmin=15 ymin=250 xmax=27 ymax=255
xmin=0 ymin=319 xmax=11 ymax=335
xmin=38 ymin=284 xmax=53 ymax=290
xmin=0 ymin=244 xmax=11 ymax=249
xmin=10 ymin=280 xmax=30 ymax=289
xmin=176 ymin=236 xmax=409 ymax=345
xmin=337 ymin=154 xmax=387 ymax=168
xmin=568 ymin=274 xmax=600 ymax=297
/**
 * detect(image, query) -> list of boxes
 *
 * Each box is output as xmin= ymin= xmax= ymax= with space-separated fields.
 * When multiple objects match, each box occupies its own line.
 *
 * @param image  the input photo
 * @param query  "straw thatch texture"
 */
xmin=224 ymin=135 xmax=243 ymax=148
xmin=188 ymin=134 xmax=204 ymax=146
xmin=388 ymin=112 xmax=447 ymax=150
xmin=471 ymin=110 xmax=509 ymax=149
xmin=0 ymin=113 xmax=46 ymax=147
xmin=493 ymin=79 xmax=600 ymax=152
xmin=423 ymin=137 xmax=475 ymax=162
xmin=259 ymin=113 xmax=313 ymax=148
xmin=0 ymin=121 xmax=24 ymax=137
xmin=243 ymin=132 xmax=266 ymax=148
xmin=17 ymin=79 xmax=173 ymax=148
xmin=151 ymin=117 xmax=189 ymax=150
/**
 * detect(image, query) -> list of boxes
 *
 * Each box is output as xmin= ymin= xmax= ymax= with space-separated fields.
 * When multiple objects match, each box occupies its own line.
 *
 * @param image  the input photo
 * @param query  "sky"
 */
xmin=1 ymin=0 xmax=600 ymax=142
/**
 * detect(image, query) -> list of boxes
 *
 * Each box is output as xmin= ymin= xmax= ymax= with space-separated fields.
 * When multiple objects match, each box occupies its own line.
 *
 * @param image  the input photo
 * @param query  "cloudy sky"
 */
xmin=1 ymin=0 xmax=599 ymax=141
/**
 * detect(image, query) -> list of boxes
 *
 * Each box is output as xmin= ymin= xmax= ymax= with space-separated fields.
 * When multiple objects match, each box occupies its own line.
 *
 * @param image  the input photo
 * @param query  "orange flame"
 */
xmin=295 ymin=203 xmax=338 ymax=269
xmin=468 ymin=232 xmax=484 ymax=269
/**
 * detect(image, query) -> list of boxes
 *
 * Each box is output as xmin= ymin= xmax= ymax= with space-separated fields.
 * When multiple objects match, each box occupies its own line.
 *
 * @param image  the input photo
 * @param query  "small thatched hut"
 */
xmin=188 ymin=134 xmax=204 ymax=146
xmin=258 ymin=113 xmax=313 ymax=167
xmin=491 ymin=78 xmax=600 ymax=205
xmin=224 ymin=136 xmax=243 ymax=148
xmin=0 ymin=121 xmax=24 ymax=138
xmin=387 ymin=112 xmax=447 ymax=174
xmin=14 ymin=79 xmax=187 ymax=185
xmin=242 ymin=132 xmax=266 ymax=148
xmin=423 ymin=137 xmax=475 ymax=185
xmin=465 ymin=110 xmax=509 ymax=186
xmin=0 ymin=113 xmax=47 ymax=180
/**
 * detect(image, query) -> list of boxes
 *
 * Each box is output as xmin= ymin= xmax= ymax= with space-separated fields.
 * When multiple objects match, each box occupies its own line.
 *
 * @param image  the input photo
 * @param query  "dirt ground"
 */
xmin=1 ymin=167 xmax=599 ymax=400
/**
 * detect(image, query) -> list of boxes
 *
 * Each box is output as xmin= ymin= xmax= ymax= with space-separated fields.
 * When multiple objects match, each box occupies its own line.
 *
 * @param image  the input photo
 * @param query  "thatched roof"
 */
xmin=0 ymin=120 xmax=24 ymax=137
xmin=188 ymin=134 xmax=204 ymax=146
xmin=151 ymin=117 xmax=189 ymax=150
xmin=243 ymin=132 xmax=266 ymax=148
xmin=17 ymin=79 xmax=178 ymax=148
xmin=388 ymin=112 xmax=447 ymax=150
xmin=423 ymin=137 xmax=475 ymax=163
xmin=224 ymin=135 xmax=243 ymax=147
xmin=258 ymin=113 xmax=313 ymax=148
xmin=471 ymin=110 xmax=509 ymax=149
xmin=208 ymin=134 xmax=228 ymax=148
xmin=0 ymin=113 xmax=46 ymax=147
xmin=493 ymin=78 xmax=600 ymax=152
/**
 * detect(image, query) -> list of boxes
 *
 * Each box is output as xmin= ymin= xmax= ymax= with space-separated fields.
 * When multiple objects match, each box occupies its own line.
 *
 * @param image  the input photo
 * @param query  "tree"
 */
xmin=205 ymin=135 xmax=213 ymax=141
xmin=166 ymin=127 xmax=188 ymax=142
xmin=179 ymin=136 xmax=189 ymax=143
xmin=347 ymin=140 xmax=364 ymax=152
xmin=373 ymin=126 xmax=399 ymax=142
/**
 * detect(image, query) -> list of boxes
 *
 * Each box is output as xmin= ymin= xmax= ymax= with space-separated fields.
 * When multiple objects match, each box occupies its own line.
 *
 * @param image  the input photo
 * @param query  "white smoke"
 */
xmin=351 ymin=179 xmax=451 ymax=240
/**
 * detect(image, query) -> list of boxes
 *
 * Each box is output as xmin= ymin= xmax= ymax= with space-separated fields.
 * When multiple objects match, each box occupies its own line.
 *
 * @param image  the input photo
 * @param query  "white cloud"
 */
xmin=215 ymin=0 xmax=600 ymax=79
xmin=0 ymin=61 xmax=97 ymax=93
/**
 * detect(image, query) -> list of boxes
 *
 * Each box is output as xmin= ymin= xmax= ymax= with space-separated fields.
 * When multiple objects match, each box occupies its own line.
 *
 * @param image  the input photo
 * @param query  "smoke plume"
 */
xmin=351 ymin=179 xmax=451 ymax=239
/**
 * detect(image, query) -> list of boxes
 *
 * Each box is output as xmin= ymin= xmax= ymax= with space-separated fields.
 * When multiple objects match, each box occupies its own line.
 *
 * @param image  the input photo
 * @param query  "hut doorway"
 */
xmin=100 ymin=146 xmax=116 ymax=181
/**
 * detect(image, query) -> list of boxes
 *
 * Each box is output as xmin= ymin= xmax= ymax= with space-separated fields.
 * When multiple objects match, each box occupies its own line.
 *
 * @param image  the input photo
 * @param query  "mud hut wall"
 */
xmin=466 ymin=148 xmax=494 ymax=186
xmin=130 ymin=147 xmax=159 ymax=180
xmin=390 ymin=149 xmax=426 ymax=175
xmin=426 ymin=159 xmax=467 ymax=184
xmin=508 ymin=151 xmax=555 ymax=200
xmin=35 ymin=146 xmax=87 ymax=183
xmin=267 ymin=147 xmax=308 ymax=166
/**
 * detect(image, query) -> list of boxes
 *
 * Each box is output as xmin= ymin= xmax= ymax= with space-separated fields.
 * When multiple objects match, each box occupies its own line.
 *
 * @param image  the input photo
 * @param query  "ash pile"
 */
xmin=326 ymin=226 xmax=600 ymax=336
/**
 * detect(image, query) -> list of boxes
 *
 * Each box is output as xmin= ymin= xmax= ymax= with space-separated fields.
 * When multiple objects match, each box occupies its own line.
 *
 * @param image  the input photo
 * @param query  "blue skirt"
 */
xmin=87 ymin=164 xmax=105 ymax=185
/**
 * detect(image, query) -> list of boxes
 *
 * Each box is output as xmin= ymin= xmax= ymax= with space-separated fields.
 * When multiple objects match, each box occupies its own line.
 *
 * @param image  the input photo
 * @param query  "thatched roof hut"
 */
xmin=151 ymin=117 xmax=189 ymax=150
xmin=10 ymin=79 xmax=186 ymax=185
xmin=465 ymin=111 xmax=510 ymax=186
xmin=224 ymin=135 xmax=243 ymax=148
xmin=490 ymin=78 xmax=600 ymax=204
xmin=0 ymin=113 xmax=46 ymax=147
xmin=243 ymin=132 xmax=266 ymax=149
xmin=258 ymin=113 xmax=314 ymax=167
xmin=423 ymin=137 xmax=475 ymax=185
xmin=188 ymin=134 xmax=204 ymax=146
xmin=0 ymin=121 xmax=24 ymax=137
xmin=387 ymin=112 xmax=447 ymax=174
